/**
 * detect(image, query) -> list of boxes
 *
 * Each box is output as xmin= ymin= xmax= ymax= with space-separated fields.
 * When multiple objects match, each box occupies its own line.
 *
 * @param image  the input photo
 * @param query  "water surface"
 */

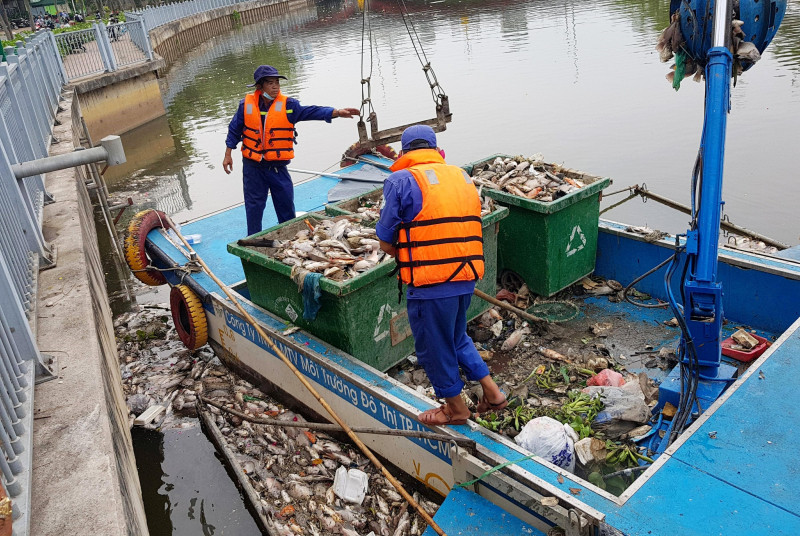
xmin=109 ymin=0 xmax=800 ymax=244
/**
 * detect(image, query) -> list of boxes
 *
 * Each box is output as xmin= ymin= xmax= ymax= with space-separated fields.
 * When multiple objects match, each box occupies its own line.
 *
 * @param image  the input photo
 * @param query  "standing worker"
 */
xmin=223 ymin=65 xmax=360 ymax=236
xmin=376 ymin=125 xmax=507 ymax=426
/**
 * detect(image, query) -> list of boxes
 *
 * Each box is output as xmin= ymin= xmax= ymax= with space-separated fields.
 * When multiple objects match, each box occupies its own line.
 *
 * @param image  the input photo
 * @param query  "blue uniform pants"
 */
xmin=242 ymin=160 xmax=296 ymax=236
xmin=407 ymin=294 xmax=490 ymax=399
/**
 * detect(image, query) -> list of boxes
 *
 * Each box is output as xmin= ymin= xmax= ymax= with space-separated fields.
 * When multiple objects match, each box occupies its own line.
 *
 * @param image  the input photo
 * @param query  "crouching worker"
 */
xmin=376 ymin=125 xmax=507 ymax=426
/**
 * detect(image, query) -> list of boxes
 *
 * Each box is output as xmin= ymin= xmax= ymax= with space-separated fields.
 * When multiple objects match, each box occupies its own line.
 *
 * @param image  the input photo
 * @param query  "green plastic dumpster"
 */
xmin=325 ymin=186 xmax=509 ymax=321
xmin=228 ymin=214 xmax=414 ymax=372
xmin=462 ymin=155 xmax=611 ymax=297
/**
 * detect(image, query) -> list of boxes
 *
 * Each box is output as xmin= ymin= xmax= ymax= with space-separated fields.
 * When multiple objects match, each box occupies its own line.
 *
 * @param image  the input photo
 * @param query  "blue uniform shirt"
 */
xmin=225 ymin=95 xmax=334 ymax=165
xmin=376 ymin=169 xmax=477 ymax=300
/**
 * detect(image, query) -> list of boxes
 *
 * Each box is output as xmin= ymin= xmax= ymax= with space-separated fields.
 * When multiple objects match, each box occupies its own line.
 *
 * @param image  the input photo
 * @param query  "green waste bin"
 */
xmin=325 ymin=186 xmax=509 ymax=321
xmin=228 ymin=214 xmax=414 ymax=372
xmin=462 ymin=155 xmax=611 ymax=297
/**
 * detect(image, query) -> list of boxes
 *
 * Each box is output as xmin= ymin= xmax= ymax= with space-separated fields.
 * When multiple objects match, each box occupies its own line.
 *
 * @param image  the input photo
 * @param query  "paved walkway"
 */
xmin=60 ymin=30 xmax=147 ymax=81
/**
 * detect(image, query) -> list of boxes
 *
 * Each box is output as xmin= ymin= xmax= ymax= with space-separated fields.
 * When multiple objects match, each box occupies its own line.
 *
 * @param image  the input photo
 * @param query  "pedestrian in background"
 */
xmin=223 ymin=65 xmax=359 ymax=236
xmin=376 ymin=125 xmax=508 ymax=426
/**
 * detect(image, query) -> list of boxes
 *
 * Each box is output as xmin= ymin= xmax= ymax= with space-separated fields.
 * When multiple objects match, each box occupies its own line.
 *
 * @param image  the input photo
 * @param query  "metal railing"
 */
xmin=52 ymin=20 xmax=154 ymax=81
xmin=125 ymin=0 xmax=277 ymax=33
xmin=0 ymin=30 xmax=66 ymax=536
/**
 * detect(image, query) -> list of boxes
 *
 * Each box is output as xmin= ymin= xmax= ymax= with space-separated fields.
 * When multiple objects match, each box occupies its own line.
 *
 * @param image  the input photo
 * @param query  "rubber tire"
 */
xmin=170 ymin=284 xmax=208 ymax=351
xmin=124 ymin=210 xmax=171 ymax=286
xmin=341 ymin=143 xmax=398 ymax=167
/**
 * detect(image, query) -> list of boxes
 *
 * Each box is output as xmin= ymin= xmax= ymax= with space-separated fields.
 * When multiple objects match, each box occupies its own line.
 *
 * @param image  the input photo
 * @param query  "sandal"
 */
xmin=418 ymin=405 xmax=470 ymax=426
xmin=475 ymin=393 xmax=508 ymax=414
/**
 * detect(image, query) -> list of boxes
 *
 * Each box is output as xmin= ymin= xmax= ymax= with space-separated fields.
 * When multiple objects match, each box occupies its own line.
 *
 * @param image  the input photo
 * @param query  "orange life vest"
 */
xmin=241 ymin=91 xmax=296 ymax=161
xmin=392 ymin=149 xmax=485 ymax=287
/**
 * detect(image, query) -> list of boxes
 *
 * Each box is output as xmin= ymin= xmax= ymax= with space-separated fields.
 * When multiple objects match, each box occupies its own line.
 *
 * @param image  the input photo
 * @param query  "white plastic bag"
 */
xmin=514 ymin=416 xmax=578 ymax=472
xmin=583 ymin=381 xmax=651 ymax=426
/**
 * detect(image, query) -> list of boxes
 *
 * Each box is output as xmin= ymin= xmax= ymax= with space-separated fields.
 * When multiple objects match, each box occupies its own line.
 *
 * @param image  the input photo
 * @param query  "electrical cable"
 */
xmin=622 ymin=256 xmax=671 ymax=308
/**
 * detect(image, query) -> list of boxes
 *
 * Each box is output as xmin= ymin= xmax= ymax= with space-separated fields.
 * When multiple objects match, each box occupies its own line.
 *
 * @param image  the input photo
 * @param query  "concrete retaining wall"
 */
xmin=73 ymin=60 xmax=167 ymax=143
xmin=30 ymin=90 xmax=149 ymax=536
xmin=150 ymin=0 xmax=312 ymax=65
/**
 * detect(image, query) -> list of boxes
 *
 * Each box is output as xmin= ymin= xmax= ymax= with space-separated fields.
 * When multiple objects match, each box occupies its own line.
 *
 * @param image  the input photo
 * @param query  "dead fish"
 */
xmin=501 ymin=326 xmax=530 ymax=351
xmin=393 ymin=510 xmax=411 ymax=536
xmin=287 ymin=481 xmax=313 ymax=500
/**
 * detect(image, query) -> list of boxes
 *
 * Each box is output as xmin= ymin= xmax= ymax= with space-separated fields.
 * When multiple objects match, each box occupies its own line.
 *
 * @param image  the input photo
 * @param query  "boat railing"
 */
xmin=0 ymin=29 xmax=66 ymax=536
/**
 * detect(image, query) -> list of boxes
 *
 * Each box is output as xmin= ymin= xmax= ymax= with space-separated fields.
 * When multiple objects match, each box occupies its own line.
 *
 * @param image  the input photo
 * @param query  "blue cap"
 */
xmin=401 ymin=125 xmax=437 ymax=151
xmin=247 ymin=65 xmax=287 ymax=87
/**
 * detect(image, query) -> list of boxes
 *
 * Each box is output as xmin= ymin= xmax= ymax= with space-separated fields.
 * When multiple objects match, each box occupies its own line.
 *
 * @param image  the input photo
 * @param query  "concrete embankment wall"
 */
xmin=150 ymin=0 xmax=313 ymax=65
xmin=31 ymin=90 xmax=149 ymax=535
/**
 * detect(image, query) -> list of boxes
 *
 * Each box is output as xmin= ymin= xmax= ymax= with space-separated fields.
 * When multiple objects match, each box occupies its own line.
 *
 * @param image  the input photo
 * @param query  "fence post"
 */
xmin=92 ymin=23 xmax=114 ymax=73
xmin=46 ymin=30 xmax=69 ymax=85
xmin=140 ymin=18 xmax=154 ymax=61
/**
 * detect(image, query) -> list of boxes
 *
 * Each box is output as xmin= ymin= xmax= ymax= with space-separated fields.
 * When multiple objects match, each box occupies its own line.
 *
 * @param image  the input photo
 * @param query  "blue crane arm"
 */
xmin=682 ymin=0 xmax=733 ymax=375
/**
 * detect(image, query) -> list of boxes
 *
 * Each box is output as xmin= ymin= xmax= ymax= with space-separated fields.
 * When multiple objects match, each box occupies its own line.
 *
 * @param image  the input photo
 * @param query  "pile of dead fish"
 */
xmin=265 ymin=218 xmax=388 ymax=281
xmin=204 ymin=386 xmax=438 ymax=536
xmin=351 ymin=194 xmax=384 ymax=223
xmin=117 ymin=304 xmax=212 ymax=431
xmin=117 ymin=305 xmax=438 ymax=536
xmin=470 ymin=156 xmax=584 ymax=202
xmin=349 ymin=188 xmax=495 ymax=221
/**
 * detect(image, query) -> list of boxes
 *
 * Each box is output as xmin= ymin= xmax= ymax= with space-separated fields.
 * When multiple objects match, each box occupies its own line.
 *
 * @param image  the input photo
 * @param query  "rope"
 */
xmin=453 ymin=453 xmax=535 ymax=489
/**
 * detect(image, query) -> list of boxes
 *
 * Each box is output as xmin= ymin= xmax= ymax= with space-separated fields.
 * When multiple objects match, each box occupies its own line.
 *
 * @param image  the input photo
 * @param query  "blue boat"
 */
xmin=123 ymin=0 xmax=800 ymax=534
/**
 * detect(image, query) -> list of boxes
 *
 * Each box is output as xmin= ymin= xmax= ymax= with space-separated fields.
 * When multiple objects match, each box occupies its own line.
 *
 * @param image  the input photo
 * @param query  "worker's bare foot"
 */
xmin=418 ymin=404 xmax=471 ymax=426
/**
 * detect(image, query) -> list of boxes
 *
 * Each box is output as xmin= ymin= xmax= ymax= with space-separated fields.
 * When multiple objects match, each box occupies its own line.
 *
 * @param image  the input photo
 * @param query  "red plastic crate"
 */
xmin=721 ymin=333 xmax=771 ymax=362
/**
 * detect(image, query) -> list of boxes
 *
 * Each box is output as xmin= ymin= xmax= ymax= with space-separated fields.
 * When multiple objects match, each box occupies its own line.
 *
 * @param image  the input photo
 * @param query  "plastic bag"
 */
xmin=514 ymin=416 xmax=578 ymax=472
xmin=586 ymin=369 xmax=625 ymax=387
xmin=583 ymin=382 xmax=651 ymax=426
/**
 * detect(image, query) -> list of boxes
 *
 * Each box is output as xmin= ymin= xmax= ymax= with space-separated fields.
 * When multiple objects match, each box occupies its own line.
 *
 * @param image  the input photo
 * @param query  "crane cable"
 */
xmin=397 ymin=0 xmax=447 ymax=105
xmin=359 ymin=0 xmax=376 ymax=120
xmin=359 ymin=0 xmax=447 ymax=121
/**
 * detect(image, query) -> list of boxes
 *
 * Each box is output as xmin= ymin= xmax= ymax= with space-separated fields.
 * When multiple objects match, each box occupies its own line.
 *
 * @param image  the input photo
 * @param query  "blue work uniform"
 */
xmin=226 ymin=96 xmax=334 ymax=236
xmin=376 ymin=170 xmax=490 ymax=399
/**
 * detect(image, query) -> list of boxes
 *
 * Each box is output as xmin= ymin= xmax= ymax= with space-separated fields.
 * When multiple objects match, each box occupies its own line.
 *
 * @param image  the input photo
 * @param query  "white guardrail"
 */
xmin=0 ymin=30 xmax=65 ymax=536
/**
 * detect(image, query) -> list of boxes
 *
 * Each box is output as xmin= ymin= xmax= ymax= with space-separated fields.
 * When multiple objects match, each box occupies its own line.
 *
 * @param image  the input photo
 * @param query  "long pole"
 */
xmin=199 ymin=396 xmax=477 ymax=448
xmin=473 ymin=288 xmax=546 ymax=324
xmin=634 ymin=186 xmax=788 ymax=249
xmin=287 ymin=166 xmax=386 ymax=183
xmin=163 ymin=214 xmax=446 ymax=536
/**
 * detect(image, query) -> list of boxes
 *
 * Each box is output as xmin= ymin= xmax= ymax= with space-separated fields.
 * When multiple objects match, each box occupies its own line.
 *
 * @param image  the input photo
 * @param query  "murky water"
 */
xmin=132 ymin=427 xmax=261 ymax=535
xmin=108 ymin=0 xmax=800 ymax=532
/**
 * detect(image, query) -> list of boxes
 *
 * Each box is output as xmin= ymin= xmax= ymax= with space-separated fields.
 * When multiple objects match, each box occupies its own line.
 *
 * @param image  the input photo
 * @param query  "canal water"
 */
xmin=104 ymin=0 xmax=800 ymax=533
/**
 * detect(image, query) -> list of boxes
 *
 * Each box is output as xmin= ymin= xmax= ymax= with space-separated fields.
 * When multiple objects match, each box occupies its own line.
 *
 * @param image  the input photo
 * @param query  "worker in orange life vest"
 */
xmin=223 ymin=65 xmax=359 ymax=236
xmin=377 ymin=125 xmax=507 ymax=426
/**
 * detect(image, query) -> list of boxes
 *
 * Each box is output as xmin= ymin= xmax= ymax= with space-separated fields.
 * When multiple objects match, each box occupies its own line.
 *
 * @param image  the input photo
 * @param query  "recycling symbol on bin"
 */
xmin=566 ymin=225 xmax=586 ymax=257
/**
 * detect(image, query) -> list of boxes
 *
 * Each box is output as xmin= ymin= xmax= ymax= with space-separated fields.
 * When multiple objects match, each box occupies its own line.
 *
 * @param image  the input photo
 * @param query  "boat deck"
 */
xmin=149 ymin=168 xmax=800 ymax=535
